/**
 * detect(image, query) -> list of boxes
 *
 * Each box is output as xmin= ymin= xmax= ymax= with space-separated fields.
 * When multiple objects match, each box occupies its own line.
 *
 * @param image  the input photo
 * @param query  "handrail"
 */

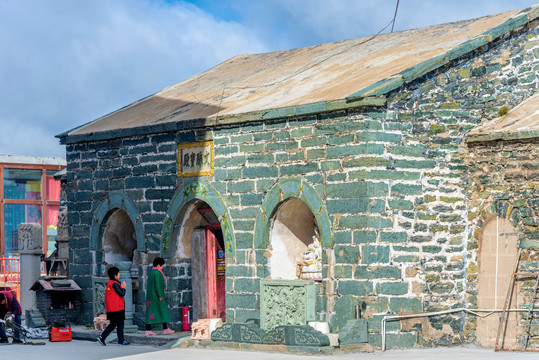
xmin=0 ymin=257 xmax=20 ymax=285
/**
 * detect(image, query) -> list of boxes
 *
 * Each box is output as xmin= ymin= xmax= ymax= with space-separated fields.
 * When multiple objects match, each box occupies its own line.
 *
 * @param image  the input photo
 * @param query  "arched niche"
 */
xmin=269 ymin=197 xmax=320 ymax=279
xmin=102 ymin=209 xmax=137 ymax=263
xmin=90 ymin=191 xmax=145 ymax=274
xmin=255 ymin=178 xmax=331 ymax=280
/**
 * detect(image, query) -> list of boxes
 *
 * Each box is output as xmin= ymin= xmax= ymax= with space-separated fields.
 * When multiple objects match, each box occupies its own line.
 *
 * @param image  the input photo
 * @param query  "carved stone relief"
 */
xmin=18 ymin=223 xmax=42 ymax=254
xmin=260 ymin=279 xmax=316 ymax=331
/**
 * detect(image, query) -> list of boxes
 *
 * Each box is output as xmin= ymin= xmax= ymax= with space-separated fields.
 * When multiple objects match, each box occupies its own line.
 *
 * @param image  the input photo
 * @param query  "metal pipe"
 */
xmin=381 ymin=308 xmax=539 ymax=351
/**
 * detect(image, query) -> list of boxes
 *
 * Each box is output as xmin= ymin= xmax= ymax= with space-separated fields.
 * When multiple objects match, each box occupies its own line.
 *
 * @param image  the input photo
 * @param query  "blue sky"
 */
xmin=0 ymin=0 xmax=536 ymax=158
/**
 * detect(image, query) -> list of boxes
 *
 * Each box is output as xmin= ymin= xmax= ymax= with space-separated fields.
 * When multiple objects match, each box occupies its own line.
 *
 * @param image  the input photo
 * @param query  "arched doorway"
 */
xmin=162 ymin=181 xmax=233 ymax=324
xmin=171 ymin=199 xmax=226 ymax=322
xmin=102 ymin=209 xmax=137 ymax=264
xmin=269 ymin=198 xmax=321 ymax=280
xmin=476 ymin=216 xmax=520 ymax=348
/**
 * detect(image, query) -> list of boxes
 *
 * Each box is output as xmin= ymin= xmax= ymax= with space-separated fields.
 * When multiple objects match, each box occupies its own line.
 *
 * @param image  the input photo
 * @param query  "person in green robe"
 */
xmin=145 ymin=257 xmax=175 ymax=336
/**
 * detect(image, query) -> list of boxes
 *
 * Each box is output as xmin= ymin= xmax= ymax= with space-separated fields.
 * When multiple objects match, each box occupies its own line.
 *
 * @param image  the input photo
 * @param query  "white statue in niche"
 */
xmin=297 ymin=236 xmax=322 ymax=281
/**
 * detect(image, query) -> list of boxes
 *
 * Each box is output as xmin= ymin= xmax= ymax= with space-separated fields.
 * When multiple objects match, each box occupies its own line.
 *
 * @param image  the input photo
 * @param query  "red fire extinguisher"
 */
xmin=182 ymin=306 xmax=191 ymax=331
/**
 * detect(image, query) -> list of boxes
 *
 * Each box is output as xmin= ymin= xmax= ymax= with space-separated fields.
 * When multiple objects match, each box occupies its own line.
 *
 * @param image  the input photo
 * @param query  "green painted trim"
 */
xmin=254 ymin=178 xmax=332 ymax=249
xmin=482 ymin=14 xmax=529 ymax=42
xmin=467 ymin=129 xmax=539 ymax=143
xmin=446 ymin=36 xmax=489 ymax=61
xmin=161 ymin=180 xmax=235 ymax=257
xmin=346 ymin=77 xmax=404 ymax=101
xmin=58 ymin=97 xmax=386 ymax=145
xmin=90 ymin=191 xmax=145 ymax=252
xmin=399 ymin=54 xmax=449 ymax=83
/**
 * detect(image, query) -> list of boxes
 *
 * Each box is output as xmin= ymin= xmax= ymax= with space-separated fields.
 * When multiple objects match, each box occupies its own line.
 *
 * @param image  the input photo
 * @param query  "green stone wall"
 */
xmin=209 ymin=22 xmax=538 ymax=347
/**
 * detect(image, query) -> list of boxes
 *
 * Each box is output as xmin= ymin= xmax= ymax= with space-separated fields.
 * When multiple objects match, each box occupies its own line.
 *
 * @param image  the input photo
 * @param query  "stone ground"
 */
xmin=1 ymin=339 xmax=539 ymax=360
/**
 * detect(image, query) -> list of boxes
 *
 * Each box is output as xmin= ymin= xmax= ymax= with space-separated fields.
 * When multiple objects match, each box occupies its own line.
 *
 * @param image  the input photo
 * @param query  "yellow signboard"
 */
xmin=177 ymin=141 xmax=214 ymax=177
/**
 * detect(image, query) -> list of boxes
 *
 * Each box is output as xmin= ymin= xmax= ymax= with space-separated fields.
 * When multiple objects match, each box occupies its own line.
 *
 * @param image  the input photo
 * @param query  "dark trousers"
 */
xmin=0 ymin=314 xmax=21 ymax=340
xmin=101 ymin=319 xmax=125 ymax=342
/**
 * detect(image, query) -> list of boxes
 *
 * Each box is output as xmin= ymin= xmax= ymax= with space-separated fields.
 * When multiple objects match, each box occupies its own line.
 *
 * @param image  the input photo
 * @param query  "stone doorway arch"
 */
xmin=161 ymin=181 xmax=232 ymax=322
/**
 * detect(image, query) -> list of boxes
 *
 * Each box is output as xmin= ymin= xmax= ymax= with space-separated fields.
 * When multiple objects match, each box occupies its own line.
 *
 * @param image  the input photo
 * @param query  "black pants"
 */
xmin=101 ymin=319 xmax=125 ymax=342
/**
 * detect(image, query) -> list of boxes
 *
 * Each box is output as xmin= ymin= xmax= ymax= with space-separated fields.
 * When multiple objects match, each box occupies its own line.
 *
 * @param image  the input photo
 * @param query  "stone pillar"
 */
xmin=18 ymin=223 xmax=43 ymax=315
xmin=116 ymin=261 xmax=138 ymax=333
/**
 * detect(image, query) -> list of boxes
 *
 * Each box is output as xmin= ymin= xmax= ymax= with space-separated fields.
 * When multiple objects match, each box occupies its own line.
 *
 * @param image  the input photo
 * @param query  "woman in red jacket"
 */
xmin=97 ymin=266 xmax=129 ymax=346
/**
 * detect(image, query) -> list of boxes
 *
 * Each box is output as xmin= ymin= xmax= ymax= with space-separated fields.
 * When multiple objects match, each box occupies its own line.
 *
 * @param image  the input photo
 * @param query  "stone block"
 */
xmin=338 ymin=281 xmax=372 ymax=296
xmin=241 ymin=193 xmax=264 ymax=206
xmin=211 ymin=322 xmax=266 ymax=343
xmin=327 ymin=199 xmax=369 ymax=213
xmin=247 ymin=154 xmax=274 ymax=164
xmin=334 ymin=245 xmax=360 ymax=264
xmin=380 ymin=232 xmax=407 ymax=243
xmin=388 ymin=199 xmax=414 ymax=210
xmin=243 ymin=166 xmax=278 ymax=179
xmin=227 ymin=294 xmax=257 ymax=310
xmin=263 ymin=325 xmax=330 ymax=346
xmin=389 ymin=297 xmax=422 ymax=313
xmin=25 ymin=309 xmax=47 ymax=328
xmin=125 ymin=176 xmax=154 ymax=189
xmin=362 ymin=245 xmax=390 ymax=264
xmin=353 ymin=230 xmax=377 ymax=244
xmin=280 ymin=163 xmax=318 ymax=175
xmin=391 ymin=183 xmax=422 ymax=196
xmin=326 ymin=144 xmax=385 ymax=158
xmin=386 ymin=332 xmax=418 ymax=349
xmin=377 ymin=282 xmax=409 ymax=295
xmin=338 ymin=319 xmax=369 ymax=345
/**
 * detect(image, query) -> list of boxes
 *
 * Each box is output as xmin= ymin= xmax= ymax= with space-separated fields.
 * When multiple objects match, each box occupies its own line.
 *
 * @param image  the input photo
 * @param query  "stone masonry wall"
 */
xmin=66 ymin=19 xmax=538 ymax=346
xmin=467 ymin=138 xmax=539 ymax=348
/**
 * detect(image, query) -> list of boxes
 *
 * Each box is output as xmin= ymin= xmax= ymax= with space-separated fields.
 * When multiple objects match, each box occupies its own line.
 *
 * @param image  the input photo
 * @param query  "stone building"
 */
xmin=58 ymin=4 xmax=538 ymax=349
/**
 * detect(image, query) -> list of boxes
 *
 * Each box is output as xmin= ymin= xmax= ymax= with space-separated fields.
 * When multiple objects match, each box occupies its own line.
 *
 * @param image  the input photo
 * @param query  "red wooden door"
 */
xmin=205 ymin=228 xmax=218 ymax=318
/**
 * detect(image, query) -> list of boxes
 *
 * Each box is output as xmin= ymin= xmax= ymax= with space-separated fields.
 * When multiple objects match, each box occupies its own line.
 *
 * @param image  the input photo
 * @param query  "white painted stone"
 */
xmin=269 ymin=198 xmax=317 ymax=280
xmin=308 ymin=321 xmax=330 ymax=334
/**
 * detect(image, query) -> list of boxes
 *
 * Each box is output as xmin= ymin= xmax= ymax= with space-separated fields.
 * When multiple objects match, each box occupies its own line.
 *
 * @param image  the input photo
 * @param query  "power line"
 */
xmin=391 ymin=0 xmax=400 ymax=33
xmin=214 ymin=3 xmax=403 ymax=119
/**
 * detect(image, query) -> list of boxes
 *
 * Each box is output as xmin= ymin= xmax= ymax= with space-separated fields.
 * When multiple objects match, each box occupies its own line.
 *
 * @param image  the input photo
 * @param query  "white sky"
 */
xmin=0 ymin=0 xmax=536 ymax=158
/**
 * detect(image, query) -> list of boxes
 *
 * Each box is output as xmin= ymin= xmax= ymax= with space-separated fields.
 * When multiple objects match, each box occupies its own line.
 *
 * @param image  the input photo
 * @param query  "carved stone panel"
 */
xmin=56 ymin=210 xmax=68 ymax=242
xmin=92 ymin=277 xmax=109 ymax=317
xmin=18 ymin=223 xmax=42 ymax=254
xmin=260 ymin=279 xmax=316 ymax=331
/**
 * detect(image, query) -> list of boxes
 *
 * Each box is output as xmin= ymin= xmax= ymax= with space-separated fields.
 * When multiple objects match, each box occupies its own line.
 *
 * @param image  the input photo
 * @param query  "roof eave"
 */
xmin=59 ymin=96 xmax=386 ymax=145
xmin=467 ymin=129 xmax=539 ymax=143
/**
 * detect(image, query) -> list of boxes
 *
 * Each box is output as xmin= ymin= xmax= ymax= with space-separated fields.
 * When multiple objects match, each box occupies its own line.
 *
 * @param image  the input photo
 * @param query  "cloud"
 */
xmin=218 ymin=0 xmax=535 ymax=49
xmin=0 ymin=0 xmax=266 ymax=157
xmin=0 ymin=0 xmax=535 ymax=158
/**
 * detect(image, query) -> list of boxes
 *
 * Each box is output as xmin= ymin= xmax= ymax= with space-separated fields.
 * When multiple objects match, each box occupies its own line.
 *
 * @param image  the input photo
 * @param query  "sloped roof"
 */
xmin=468 ymin=91 xmax=539 ymax=142
xmin=59 ymin=4 xmax=539 ymax=144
